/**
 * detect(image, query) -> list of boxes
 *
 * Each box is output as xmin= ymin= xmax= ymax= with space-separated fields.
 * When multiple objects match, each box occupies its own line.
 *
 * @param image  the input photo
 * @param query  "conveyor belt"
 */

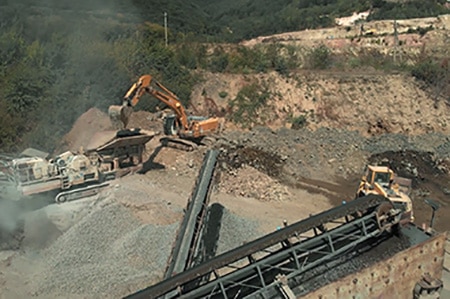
xmin=125 ymin=194 xmax=393 ymax=299
xmin=164 ymin=149 xmax=219 ymax=279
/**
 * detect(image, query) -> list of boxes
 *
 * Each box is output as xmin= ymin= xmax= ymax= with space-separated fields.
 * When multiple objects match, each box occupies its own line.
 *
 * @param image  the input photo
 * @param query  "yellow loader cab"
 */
xmin=356 ymin=165 xmax=414 ymax=224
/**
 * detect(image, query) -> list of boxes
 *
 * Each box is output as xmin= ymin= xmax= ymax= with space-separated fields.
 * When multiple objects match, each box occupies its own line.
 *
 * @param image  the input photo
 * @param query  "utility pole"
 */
xmin=164 ymin=12 xmax=168 ymax=47
xmin=393 ymin=19 xmax=399 ymax=63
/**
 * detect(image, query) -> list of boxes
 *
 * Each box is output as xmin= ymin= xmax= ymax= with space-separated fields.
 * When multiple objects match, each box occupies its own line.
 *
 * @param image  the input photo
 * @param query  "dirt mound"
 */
xmin=58 ymin=108 xmax=113 ymax=153
xmin=218 ymin=145 xmax=284 ymax=178
xmin=57 ymin=108 xmax=162 ymax=154
xmin=194 ymin=71 xmax=450 ymax=136
xmin=127 ymin=111 xmax=163 ymax=133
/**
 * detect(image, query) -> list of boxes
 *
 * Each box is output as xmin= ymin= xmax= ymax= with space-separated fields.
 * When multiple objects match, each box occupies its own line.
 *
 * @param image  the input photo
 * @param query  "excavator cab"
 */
xmin=365 ymin=166 xmax=393 ymax=187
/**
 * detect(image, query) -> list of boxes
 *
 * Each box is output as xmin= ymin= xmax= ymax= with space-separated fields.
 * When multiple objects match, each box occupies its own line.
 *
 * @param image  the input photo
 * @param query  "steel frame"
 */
xmin=180 ymin=210 xmax=385 ymax=299
xmin=124 ymin=195 xmax=393 ymax=299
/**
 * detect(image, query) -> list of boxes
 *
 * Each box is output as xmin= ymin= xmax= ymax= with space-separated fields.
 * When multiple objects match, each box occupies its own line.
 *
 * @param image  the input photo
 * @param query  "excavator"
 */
xmin=108 ymin=75 xmax=221 ymax=151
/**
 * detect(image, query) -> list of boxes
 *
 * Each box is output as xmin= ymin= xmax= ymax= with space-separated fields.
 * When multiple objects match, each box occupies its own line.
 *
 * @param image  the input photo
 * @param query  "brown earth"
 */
xmin=58 ymin=107 xmax=113 ymax=153
xmin=191 ymin=70 xmax=450 ymax=136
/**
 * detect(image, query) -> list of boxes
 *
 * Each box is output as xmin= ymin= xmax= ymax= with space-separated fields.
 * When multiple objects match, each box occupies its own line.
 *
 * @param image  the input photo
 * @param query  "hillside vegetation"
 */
xmin=0 ymin=0 xmax=448 ymax=152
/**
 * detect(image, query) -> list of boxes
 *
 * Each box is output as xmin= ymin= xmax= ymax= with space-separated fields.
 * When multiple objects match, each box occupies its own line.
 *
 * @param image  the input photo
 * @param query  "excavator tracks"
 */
xmin=160 ymin=137 xmax=199 ymax=152
xmin=55 ymin=183 xmax=110 ymax=203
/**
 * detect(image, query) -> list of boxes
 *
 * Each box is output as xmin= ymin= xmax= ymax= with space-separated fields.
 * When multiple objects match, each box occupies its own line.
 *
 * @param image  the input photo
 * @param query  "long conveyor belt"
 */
xmin=125 ymin=194 xmax=400 ymax=299
xmin=164 ymin=149 xmax=219 ymax=279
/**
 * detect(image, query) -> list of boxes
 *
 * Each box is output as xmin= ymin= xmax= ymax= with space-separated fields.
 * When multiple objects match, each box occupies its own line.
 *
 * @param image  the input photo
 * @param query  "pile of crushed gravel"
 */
xmin=217 ymin=165 xmax=289 ymax=201
xmin=32 ymin=200 xmax=178 ymax=298
xmin=21 ymin=198 xmax=265 ymax=298
xmin=216 ymin=208 xmax=263 ymax=255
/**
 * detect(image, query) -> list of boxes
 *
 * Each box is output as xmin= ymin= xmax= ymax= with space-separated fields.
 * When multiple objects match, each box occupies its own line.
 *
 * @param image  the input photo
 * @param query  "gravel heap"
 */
xmin=23 ymin=197 xmax=265 ymax=298
xmin=218 ymin=165 xmax=290 ymax=201
xmin=32 ymin=200 xmax=178 ymax=298
xmin=216 ymin=208 xmax=263 ymax=255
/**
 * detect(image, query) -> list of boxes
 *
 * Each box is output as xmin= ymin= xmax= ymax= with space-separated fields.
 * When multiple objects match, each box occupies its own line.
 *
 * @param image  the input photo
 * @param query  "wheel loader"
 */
xmin=108 ymin=75 xmax=221 ymax=151
xmin=355 ymin=165 xmax=414 ymax=224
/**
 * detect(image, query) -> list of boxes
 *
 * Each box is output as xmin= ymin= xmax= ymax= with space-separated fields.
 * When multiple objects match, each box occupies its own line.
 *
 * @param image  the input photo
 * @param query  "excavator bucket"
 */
xmin=108 ymin=105 xmax=133 ymax=130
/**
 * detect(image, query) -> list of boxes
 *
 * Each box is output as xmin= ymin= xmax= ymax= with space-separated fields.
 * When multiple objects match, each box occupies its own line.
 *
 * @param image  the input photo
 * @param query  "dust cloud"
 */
xmin=2 ymin=0 xmax=143 ymax=153
xmin=0 ymin=198 xmax=21 ymax=233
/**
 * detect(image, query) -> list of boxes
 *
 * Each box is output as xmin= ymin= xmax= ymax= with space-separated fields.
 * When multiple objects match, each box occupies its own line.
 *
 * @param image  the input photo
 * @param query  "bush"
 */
xmin=411 ymin=58 xmax=446 ymax=86
xmin=228 ymin=83 xmax=271 ymax=128
xmin=349 ymin=48 xmax=400 ymax=71
xmin=290 ymin=114 xmax=308 ymax=130
xmin=406 ymin=25 xmax=434 ymax=37
xmin=306 ymin=45 xmax=331 ymax=70
xmin=210 ymin=52 xmax=229 ymax=73
xmin=348 ymin=57 xmax=362 ymax=68
xmin=218 ymin=91 xmax=228 ymax=98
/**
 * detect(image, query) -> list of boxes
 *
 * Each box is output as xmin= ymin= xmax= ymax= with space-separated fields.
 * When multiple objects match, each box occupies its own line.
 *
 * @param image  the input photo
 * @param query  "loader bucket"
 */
xmin=108 ymin=105 xmax=132 ymax=130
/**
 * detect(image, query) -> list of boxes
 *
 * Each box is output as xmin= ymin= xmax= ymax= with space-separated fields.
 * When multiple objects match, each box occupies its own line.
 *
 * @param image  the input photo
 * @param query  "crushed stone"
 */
xmin=32 ymin=200 xmax=178 ymax=297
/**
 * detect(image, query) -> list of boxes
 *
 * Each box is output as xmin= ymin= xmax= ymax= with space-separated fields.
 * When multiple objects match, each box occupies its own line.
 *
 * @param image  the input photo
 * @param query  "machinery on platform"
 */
xmin=0 ymin=129 xmax=154 ymax=203
xmin=355 ymin=165 xmax=414 ymax=223
xmin=108 ymin=75 xmax=221 ymax=151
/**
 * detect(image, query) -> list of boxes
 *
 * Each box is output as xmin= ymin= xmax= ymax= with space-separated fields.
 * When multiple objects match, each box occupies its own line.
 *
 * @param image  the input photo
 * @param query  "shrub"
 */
xmin=290 ymin=114 xmax=308 ymax=130
xmin=305 ymin=45 xmax=331 ymax=70
xmin=348 ymin=57 xmax=362 ymax=68
xmin=228 ymin=83 xmax=270 ymax=128
xmin=406 ymin=25 xmax=433 ymax=37
xmin=210 ymin=51 xmax=229 ymax=73
xmin=411 ymin=58 xmax=446 ymax=86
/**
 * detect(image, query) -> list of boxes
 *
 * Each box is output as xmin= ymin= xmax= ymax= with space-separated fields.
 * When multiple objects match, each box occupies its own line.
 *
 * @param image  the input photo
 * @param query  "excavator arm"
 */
xmin=109 ymin=75 xmax=189 ymax=130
